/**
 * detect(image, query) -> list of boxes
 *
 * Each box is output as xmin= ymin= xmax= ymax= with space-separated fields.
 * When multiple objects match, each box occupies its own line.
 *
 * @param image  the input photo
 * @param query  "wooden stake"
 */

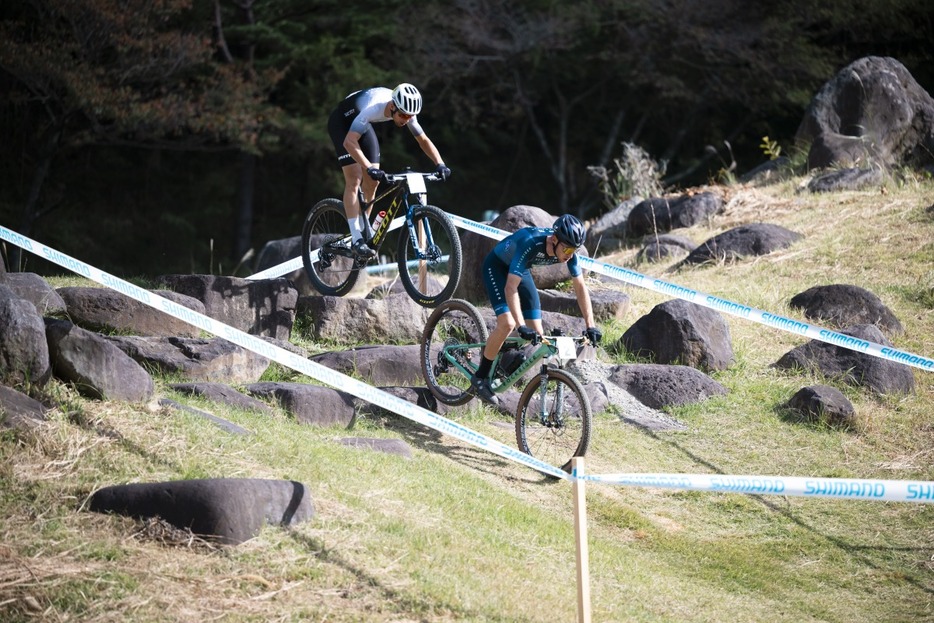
xmin=573 ymin=457 xmax=592 ymax=623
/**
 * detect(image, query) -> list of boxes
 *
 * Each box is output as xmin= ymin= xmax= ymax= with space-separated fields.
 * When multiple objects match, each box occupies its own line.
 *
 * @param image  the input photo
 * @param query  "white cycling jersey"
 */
xmin=345 ymin=88 xmax=424 ymax=137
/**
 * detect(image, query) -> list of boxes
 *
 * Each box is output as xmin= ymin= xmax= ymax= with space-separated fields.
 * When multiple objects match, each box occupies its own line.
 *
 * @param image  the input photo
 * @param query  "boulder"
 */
xmin=796 ymin=56 xmax=934 ymax=171
xmin=681 ymin=223 xmax=802 ymax=265
xmin=45 ymin=320 xmax=154 ymax=402
xmin=620 ymin=299 xmax=733 ymax=371
xmin=88 ymin=478 xmax=314 ymax=545
xmin=774 ymin=324 xmax=915 ymax=395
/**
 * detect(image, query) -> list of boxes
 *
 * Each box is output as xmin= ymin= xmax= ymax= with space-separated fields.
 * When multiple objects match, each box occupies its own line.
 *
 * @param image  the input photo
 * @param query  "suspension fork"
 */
xmin=536 ymin=364 xmax=567 ymax=427
xmin=405 ymin=201 xmax=436 ymax=258
xmin=536 ymin=364 xmax=550 ymax=425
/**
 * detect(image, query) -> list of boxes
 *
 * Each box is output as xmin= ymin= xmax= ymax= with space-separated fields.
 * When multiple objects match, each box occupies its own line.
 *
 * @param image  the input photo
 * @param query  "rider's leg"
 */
xmin=360 ymin=168 xmax=378 ymax=205
xmin=359 ymin=167 xmax=379 ymax=239
xmin=471 ymin=310 xmax=512 ymax=405
xmin=342 ymin=163 xmax=364 ymax=234
xmin=519 ymin=275 xmax=544 ymax=335
xmin=483 ymin=313 xmax=515 ymax=363
xmin=341 ymin=164 xmax=376 ymax=258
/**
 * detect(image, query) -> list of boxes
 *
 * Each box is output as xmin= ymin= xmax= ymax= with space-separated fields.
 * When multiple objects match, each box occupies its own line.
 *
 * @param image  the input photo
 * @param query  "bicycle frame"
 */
xmin=361 ymin=172 xmax=441 ymax=261
xmin=438 ymin=334 xmax=583 ymax=395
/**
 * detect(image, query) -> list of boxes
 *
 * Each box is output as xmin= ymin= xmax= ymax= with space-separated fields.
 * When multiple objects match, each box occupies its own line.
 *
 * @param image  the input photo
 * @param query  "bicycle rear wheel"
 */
xmin=420 ymin=299 xmax=488 ymax=406
xmin=397 ymin=205 xmax=463 ymax=308
xmin=516 ymin=368 xmax=592 ymax=474
xmin=302 ymin=198 xmax=360 ymax=297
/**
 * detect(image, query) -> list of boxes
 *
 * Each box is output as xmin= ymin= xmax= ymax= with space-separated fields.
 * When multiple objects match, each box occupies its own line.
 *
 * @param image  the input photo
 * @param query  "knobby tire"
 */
xmin=420 ymin=299 xmax=489 ymax=406
xmin=397 ymin=205 xmax=463 ymax=308
xmin=302 ymin=198 xmax=360 ymax=297
xmin=515 ymin=368 xmax=592 ymax=474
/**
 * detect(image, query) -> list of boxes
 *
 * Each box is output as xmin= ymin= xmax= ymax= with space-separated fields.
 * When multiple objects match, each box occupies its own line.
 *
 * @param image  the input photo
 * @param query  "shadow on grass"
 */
xmin=363 ymin=404 xmax=560 ymax=486
xmin=629 ymin=418 xmax=934 ymax=596
xmin=287 ymin=529 xmax=537 ymax=623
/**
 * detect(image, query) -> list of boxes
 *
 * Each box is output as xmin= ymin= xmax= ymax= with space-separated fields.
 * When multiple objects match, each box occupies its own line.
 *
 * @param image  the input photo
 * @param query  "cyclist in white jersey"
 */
xmin=327 ymin=83 xmax=451 ymax=258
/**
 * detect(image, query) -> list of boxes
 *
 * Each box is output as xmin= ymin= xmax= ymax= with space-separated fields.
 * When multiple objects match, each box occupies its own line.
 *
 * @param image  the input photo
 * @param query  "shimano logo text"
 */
xmin=41 ymin=247 xmax=91 ymax=278
xmin=761 ymin=313 xmax=809 ymax=335
xmin=711 ymin=477 xmax=785 ymax=494
xmin=907 ymin=484 xmax=934 ymax=500
xmin=653 ymin=279 xmax=698 ymax=301
xmin=705 ymin=295 xmax=752 ymax=317
xmin=804 ymin=479 xmax=884 ymax=499
xmin=818 ymin=329 xmax=870 ymax=351
xmin=880 ymin=347 xmax=934 ymax=369
xmin=0 ymin=227 xmax=34 ymax=252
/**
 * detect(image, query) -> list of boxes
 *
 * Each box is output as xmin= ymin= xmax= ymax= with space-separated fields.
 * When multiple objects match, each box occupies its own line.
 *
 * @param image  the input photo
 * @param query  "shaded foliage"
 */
xmin=0 ymin=0 xmax=931 ymax=276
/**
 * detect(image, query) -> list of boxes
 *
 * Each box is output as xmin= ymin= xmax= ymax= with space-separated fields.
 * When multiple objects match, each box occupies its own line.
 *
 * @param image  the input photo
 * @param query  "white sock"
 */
xmin=348 ymin=218 xmax=363 ymax=243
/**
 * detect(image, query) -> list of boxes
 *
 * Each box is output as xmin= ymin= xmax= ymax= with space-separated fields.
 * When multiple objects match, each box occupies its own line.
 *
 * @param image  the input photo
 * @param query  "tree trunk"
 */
xmin=232 ymin=151 xmax=255 ymax=266
xmin=10 ymin=124 xmax=61 ymax=271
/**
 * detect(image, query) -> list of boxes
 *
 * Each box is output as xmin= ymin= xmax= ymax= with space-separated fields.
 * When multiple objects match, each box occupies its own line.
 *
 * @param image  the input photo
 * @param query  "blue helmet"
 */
xmin=552 ymin=214 xmax=585 ymax=247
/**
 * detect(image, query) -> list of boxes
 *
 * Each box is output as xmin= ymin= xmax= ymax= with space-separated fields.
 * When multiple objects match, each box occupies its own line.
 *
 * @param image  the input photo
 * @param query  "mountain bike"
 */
xmin=420 ymin=299 xmax=593 ymax=474
xmin=301 ymin=170 xmax=463 ymax=308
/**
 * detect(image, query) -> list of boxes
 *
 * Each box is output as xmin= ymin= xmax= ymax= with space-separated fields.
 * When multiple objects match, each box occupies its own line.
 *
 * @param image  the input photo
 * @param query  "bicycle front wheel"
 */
xmin=302 ymin=198 xmax=360 ymax=297
xmin=397 ymin=205 xmax=463 ymax=308
xmin=516 ymin=368 xmax=592 ymax=474
xmin=420 ymin=299 xmax=488 ymax=406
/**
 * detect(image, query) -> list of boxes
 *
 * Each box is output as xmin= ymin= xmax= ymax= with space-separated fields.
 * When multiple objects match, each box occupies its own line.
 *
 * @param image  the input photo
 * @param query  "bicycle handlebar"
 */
xmin=383 ymin=171 xmax=445 ymax=184
xmin=518 ymin=333 xmax=593 ymax=348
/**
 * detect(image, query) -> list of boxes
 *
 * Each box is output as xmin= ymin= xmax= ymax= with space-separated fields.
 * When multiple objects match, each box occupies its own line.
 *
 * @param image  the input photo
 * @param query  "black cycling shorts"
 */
xmin=327 ymin=106 xmax=380 ymax=168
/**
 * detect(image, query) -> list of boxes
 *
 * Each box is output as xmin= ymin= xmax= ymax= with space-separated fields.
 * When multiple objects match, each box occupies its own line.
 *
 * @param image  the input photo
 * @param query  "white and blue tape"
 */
xmin=583 ymin=472 xmax=934 ymax=504
xmin=6 ymin=224 xmax=934 ymax=502
xmin=247 ymin=217 xmax=406 ymax=281
xmin=278 ymin=212 xmax=922 ymax=372
xmin=0 ymin=224 xmax=567 ymax=480
xmin=449 ymin=214 xmax=934 ymax=373
xmin=246 ymin=212 xmax=934 ymax=372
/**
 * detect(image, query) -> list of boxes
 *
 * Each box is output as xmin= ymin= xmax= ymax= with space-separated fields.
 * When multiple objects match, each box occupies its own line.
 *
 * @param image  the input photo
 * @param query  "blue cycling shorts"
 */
xmin=482 ymin=253 xmax=542 ymax=320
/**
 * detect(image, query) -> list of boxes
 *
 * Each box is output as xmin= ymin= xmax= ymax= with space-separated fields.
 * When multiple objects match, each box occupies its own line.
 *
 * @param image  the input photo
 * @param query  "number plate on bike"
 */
xmin=405 ymin=173 xmax=427 ymax=194
xmin=555 ymin=336 xmax=577 ymax=361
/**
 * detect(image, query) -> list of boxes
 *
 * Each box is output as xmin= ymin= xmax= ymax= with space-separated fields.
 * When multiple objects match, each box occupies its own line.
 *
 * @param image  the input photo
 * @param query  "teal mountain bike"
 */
xmin=420 ymin=299 xmax=593 ymax=473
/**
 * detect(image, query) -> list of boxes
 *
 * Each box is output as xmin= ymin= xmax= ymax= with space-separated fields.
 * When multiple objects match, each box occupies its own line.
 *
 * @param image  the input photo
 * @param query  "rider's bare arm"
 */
xmin=572 ymin=274 xmax=596 ymax=328
xmin=505 ymin=273 xmax=526 ymax=329
xmin=414 ymin=133 xmax=444 ymax=167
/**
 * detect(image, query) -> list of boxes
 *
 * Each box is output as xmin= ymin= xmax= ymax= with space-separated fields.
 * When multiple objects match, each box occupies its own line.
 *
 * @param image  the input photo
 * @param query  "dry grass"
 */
xmin=2 ymin=175 xmax=934 ymax=622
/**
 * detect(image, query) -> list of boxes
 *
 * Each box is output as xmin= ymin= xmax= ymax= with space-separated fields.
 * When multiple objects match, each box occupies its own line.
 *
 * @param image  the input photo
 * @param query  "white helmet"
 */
xmin=392 ymin=83 xmax=422 ymax=115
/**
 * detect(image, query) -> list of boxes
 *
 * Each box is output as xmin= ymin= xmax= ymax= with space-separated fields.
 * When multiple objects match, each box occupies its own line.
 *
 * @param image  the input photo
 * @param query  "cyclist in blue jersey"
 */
xmin=470 ymin=214 xmax=603 ymax=405
xmin=327 ymin=83 xmax=451 ymax=258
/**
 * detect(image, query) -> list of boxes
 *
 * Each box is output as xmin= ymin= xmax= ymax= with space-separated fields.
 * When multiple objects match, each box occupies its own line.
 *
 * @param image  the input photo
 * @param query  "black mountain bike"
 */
xmin=420 ymin=299 xmax=593 ymax=474
xmin=301 ymin=170 xmax=463 ymax=308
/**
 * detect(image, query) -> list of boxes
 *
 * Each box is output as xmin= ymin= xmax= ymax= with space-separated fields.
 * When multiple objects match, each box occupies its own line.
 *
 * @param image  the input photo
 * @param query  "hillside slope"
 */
xmin=2 ymin=176 xmax=933 ymax=622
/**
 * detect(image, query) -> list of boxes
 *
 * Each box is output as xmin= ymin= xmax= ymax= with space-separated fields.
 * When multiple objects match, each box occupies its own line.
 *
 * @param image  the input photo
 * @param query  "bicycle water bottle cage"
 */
xmin=498 ymin=349 xmax=528 ymax=378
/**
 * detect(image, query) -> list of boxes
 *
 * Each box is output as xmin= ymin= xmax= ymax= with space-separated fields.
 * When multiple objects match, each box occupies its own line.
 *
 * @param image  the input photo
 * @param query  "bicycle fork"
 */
xmin=405 ymin=205 xmax=439 ymax=261
xmin=536 ymin=366 xmax=566 ymax=428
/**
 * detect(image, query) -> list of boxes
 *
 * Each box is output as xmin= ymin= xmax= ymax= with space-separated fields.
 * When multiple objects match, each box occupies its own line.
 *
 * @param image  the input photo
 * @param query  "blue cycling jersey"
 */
xmin=492 ymin=227 xmax=581 ymax=278
xmin=482 ymin=227 xmax=582 ymax=319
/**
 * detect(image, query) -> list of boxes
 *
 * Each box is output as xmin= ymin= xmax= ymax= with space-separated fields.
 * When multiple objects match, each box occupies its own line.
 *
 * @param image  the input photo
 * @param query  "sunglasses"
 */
xmin=559 ymin=242 xmax=578 ymax=257
xmin=392 ymin=106 xmax=413 ymax=120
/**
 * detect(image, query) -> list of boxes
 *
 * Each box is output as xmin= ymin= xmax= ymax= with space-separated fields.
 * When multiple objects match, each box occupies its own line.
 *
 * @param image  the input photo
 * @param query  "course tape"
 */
xmin=248 ymin=213 xmax=933 ymax=372
xmin=247 ymin=217 xmax=406 ymax=281
xmin=0 ymin=225 xmax=568 ymax=480
xmin=581 ymin=472 xmax=934 ymax=504
xmin=6 ymin=225 xmax=934 ymax=502
xmin=446 ymin=214 xmax=934 ymax=373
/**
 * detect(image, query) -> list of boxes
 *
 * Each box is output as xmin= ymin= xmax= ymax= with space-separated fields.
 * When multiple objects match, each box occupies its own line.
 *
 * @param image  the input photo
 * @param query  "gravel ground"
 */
xmin=569 ymin=358 xmax=687 ymax=432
